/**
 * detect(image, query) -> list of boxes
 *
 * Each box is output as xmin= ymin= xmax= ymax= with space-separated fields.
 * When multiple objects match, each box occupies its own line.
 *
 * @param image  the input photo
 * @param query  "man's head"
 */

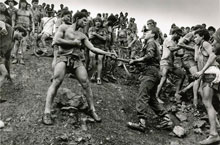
xmin=193 ymin=24 xmax=204 ymax=32
xmin=80 ymin=9 xmax=89 ymax=17
xmin=164 ymin=33 xmax=167 ymax=38
xmin=147 ymin=19 xmax=156 ymax=30
xmin=4 ymin=0 xmax=18 ymax=7
xmin=208 ymin=26 xmax=216 ymax=36
xmin=51 ymin=4 xmax=54 ymax=9
xmin=19 ymin=0 xmax=28 ymax=9
xmin=107 ymin=14 xmax=117 ymax=27
xmin=202 ymin=23 xmax=206 ymax=29
xmin=60 ymin=4 xmax=64 ymax=9
xmin=171 ymin=23 xmax=176 ymax=28
xmin=144 ymin=27 xmax=159 ymax=41
xmin=14 ymin=26 xmax=27 ymax=40
xmin=127 ymin=28 xmax=132 ymax=35
xmin=125 ymin=12 xmax=128 ymax=17
xmin=42 ymin=2 xmax=45 ymax=8
xmin=0 ymin=2 xmax=7 ymax=12
xmin=93 ymin=17 xmax=102 ymax=27
xmin=185 ymin=27 xmax=190 ymax=34
xmin=73 ymin=12 xmax=87 ymax=28
xmin=212 ymin=28 xmax=220 ymax=54
xmin=194 ymin=29 xmax=210 ymax=45
xmin=172 ymin=27 xmax=184 ymax=42
xmin=97 ymin=13 xmax=101 ymax=18
xmin=61 ymin=10 xmax=72 ymax=23
xmin=31 ymin=0 xmax=38 ymax=7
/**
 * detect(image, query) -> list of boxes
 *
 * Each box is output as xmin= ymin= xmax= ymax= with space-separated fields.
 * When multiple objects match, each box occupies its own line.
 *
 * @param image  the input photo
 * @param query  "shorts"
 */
xmin=160 ymin=59 xmax=184 ymax=78
xmin=202 ymin=74 xmax=219 ymax=91
xmin=56 ymin=54 xmax=84 ymax=73
xmin=16 ymin=23 xmax=31 ymax=33
xmin=182 ymin=56 xmax=197 ymax=70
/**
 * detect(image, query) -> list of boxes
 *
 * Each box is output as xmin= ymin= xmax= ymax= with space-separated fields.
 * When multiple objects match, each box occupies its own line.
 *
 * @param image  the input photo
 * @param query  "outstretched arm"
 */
xmin=84 ymin=37 xmax=109 ymax=55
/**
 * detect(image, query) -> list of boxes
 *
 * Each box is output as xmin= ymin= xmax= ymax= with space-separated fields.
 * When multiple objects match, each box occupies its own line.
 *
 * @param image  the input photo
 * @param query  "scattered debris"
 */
xmin=193 ymin=120 xmax=206 ymax=128
xmin=170 ymin=141 xmax=181 ymax=145
xmin=175 ymin=112 xmax=187 ymax=122
xmin=0 ymin=120 xmax=5 ymax=128
xmin=172 ymin=126 xmax=186 ymax=138
xmin=193 ymin=128 xmax=203 ymax=135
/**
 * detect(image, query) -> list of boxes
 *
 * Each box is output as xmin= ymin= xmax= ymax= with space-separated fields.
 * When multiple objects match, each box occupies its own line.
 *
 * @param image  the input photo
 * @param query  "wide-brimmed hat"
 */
xmin=4 ymin=0 xmax=18 ymax=6
xmin=31 ymin=0 xmax=38 ymax=3
xmin=19 ymin=0 xmax=28 ymax=4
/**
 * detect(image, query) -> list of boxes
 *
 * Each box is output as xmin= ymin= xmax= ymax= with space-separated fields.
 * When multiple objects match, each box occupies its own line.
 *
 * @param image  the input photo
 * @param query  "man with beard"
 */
xmin=42 ymin=12 xmax=116 ymax=125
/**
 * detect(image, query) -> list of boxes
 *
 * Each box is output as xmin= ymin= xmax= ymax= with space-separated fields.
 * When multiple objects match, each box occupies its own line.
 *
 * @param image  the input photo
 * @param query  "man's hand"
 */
xmin=0 ymin=28 xmax=8 ymax=36
xmin=193 ymin=71 xmax=203 ymax=79
xmin=129 ymin=59 xmax=136 ymax=65
xmin=73 ymin=39 xmax=82 ymax=46
xmin=106 ymin=52 xmax=117 ymax=59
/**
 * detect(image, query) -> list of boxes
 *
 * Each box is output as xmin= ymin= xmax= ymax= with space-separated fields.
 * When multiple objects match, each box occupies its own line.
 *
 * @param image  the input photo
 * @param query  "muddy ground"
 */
xmin=0 ymin=51 xmax=220 ymax=145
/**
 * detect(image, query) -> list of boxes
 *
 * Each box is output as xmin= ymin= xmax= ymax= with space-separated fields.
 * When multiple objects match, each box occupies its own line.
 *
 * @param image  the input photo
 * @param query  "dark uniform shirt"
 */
xmin=137 ymin=40 xmax=160 ymax=73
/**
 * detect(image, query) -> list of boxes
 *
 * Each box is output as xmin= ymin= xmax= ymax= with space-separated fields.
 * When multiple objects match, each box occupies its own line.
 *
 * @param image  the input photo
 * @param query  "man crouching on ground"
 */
xmin=127 ymin=28 xmax=173 ymax=132
xmin=42 ymin=12 xmax=116 ymax=125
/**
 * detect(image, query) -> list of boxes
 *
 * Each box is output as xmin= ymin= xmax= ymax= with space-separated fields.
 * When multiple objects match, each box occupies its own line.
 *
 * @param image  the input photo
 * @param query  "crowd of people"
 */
xmin=0 ymin=0 xmax=220 ymax=144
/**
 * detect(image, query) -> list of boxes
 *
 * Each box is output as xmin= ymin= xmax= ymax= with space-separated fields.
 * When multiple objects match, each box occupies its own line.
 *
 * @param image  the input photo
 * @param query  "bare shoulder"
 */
xmin=203 ymin=41 xmax=211 ymax=47
xmin=78 ymin=31 xmax=88 ymax=40
xmin=58 ymin=24 xmax=69 ymax=31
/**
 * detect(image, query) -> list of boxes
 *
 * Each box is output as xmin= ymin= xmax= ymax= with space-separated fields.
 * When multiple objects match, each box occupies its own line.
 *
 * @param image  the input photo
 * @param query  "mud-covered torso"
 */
xmin=16 ymin=9 xmax=32 ymax=28
xmin=58 ymin=26 xmax=86 ymax=60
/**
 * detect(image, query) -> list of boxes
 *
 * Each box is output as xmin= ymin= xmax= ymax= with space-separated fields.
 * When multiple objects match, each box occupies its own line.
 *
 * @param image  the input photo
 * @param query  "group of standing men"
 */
xmin=1 ymin=0 xmax=220 ymax=144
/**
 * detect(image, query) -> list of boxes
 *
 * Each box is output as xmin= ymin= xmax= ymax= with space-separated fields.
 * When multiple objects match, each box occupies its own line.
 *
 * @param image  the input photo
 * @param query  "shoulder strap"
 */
xmin=43 ymin=17 xmax=54 ymax=27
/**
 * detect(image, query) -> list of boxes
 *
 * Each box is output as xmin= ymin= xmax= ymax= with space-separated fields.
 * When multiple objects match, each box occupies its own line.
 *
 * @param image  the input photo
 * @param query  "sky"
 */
xmin=3 ymin=0 xmax=220 ymax=36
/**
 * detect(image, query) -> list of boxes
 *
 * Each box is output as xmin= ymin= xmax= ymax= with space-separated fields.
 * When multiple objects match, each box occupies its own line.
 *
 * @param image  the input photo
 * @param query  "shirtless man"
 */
xmin=0 ymin=3 xmax=27 ymax=100
xmin=42 ymin=12 xmax=116 ymax=125
xmin=12 ymin=0 xmax=34 ymax=64
xmin=193 ymin=29 xmax=220 ymax=145
xmin=177 ymin=25 xmax=203 ymax=107
xmin=156 ymin=27 xmax=185 ymax=104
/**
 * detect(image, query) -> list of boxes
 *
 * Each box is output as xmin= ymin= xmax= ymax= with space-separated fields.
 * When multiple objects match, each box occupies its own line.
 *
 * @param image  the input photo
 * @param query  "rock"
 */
xmin=0 ymin=120 xmax=5 ymax=128
xmin=173 ymin=126 xmax=186 ymax=138
xmin=57 ymin=88 xmax=88 ymax=110
xmin=170 ymin=141 xmax=181 ymax=145
xmin=193 ymin=128 xmax=203 ymax=135
xmin=193 ymin=120 xmax=206 ymax=128
xmin=168 ymin=105 xmax=178 ymax=113
xmin=175 ymin=112 xmax=187 ymax=122
xmin=60 ymin=134 xmax=68 ymax=141
xmin=5 ymin=117 xmax=12 ymax=122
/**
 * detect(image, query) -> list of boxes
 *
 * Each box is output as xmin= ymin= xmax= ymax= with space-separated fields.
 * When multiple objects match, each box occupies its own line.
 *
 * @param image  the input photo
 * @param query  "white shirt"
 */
xmin=41 ymin=17 xmax=57 ymax=36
